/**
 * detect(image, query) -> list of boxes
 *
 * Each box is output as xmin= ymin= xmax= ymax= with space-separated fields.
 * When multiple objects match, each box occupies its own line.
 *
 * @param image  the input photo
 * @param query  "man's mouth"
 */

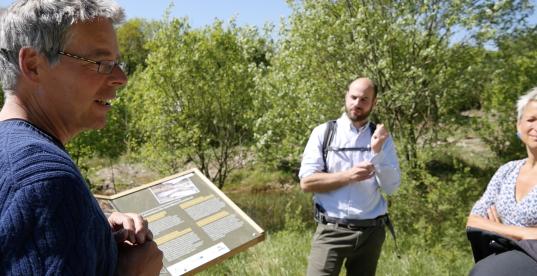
xmin=95 ymin=99 xmax=111 ymax=106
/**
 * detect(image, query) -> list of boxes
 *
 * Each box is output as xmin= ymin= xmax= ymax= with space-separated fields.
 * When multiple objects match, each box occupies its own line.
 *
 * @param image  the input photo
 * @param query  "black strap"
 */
xmin=321 ymin=121 xmax=377 ymax=172
xmin=384 ymin=215 xmax=401 ymax=259
xmin=321 ymin=120 xmax=337 ymax=172
xmin=369 ymin=122 xmax=377 ymax=134
xmin=327 ymin=146 xmax=371 ymax=151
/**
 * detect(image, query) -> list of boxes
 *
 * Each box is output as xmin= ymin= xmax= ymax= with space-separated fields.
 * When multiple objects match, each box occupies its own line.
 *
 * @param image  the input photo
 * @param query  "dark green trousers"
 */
xmin=306 ymin=223 xmax=386 ymax=276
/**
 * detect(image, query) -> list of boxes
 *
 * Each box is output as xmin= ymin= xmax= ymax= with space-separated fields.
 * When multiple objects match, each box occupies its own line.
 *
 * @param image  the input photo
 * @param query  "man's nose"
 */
xmin=108 ymin=66 xmax=128 ymax=87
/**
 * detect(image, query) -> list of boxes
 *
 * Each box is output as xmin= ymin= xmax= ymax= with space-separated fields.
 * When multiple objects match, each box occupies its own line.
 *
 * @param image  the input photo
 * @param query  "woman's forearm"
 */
xmin=467 ymin=215 xmax=537 ymax=240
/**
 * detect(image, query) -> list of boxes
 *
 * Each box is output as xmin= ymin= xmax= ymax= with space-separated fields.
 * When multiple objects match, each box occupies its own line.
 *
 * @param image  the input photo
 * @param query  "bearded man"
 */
xmin=299 ymin=77 xmax=401 ymax=276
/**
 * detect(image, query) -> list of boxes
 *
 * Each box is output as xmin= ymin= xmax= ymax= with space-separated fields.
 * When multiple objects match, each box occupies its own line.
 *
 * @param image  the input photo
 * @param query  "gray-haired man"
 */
xmin=0 ymin=0 xmax=162 ymax=274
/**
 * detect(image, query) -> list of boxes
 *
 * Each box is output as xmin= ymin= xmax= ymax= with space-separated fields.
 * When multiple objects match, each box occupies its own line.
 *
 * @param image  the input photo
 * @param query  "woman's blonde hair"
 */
xmin=517 ymin=87 xmax=537 ymax=121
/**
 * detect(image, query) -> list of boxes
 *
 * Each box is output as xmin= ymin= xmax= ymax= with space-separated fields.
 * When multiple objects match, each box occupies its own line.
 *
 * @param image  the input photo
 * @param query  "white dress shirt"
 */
xmin=299 ymin=113 xmax=401 ymax=220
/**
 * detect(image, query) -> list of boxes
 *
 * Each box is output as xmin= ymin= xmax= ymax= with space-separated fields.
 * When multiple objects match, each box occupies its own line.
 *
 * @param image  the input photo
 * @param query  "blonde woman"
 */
xmin=467 ymin=87 xmax=537 ymax=275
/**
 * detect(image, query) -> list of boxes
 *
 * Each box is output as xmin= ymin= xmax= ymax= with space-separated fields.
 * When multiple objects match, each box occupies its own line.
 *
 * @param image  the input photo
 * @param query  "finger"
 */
xmin=107 ymin=212 xmax=123 ymax=231
xmin=487 ymin=207 xmax=498 ymax=222
xmin=373 ymin=124 xmax=383 ymax=133
xmin=132 ymin=214 xmax=147 ymax=244
xmin=113 ymin=228 xmax=128 ymax=243
xmin=489 ymin=206 xmax=497 ymax=222
xmin=119 ymin=214 xmax=136 ymax=243
xmin=364 ymin=164 xmax=375 ymax=172
xmin=376 ymin=131 xmax=388 ymax=140
xmin=146 ymin=229 xmax=154 ymax=242
xmin=376 ymin=125 xmax=389 ymax=136
xmin=355 ymin=167 xmax=367 ymax=176
xmin=491 ymin=206 xmax=501 ymax=223
xmin=144 ymin=220 xmax=154 ymax=241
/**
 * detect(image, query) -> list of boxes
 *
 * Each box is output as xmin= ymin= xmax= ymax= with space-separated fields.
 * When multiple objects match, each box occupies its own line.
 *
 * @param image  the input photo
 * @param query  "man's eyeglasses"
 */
xmin=58 ymin=51 xmax=125 ymax=74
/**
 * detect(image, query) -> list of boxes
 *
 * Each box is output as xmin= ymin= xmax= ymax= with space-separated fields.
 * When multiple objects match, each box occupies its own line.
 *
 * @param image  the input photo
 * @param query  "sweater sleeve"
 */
xmin=0 ymin=173 xmax=117 ymax=275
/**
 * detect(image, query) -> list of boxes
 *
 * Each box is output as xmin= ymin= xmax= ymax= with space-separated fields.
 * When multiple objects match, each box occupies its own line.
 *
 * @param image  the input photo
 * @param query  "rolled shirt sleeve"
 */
xmin=299 ymin=124 xmax=327 ymax=179
xmin=370 ymin=135 xmax=401 ymax=195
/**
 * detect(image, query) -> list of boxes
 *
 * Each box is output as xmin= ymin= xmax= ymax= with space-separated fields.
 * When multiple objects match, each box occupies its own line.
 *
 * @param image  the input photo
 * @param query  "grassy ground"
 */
xmin=199 ymin=230 xmax=311 ymax=276
xmin=199 ymin=225 xmax=474 ymax=276
xmin=200 ymin=184 xmax=473 ymax=276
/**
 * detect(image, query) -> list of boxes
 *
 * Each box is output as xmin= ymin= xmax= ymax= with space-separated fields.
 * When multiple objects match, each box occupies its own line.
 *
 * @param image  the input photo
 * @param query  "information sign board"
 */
xmin=95 ymin=168 xmax=265 ymax=275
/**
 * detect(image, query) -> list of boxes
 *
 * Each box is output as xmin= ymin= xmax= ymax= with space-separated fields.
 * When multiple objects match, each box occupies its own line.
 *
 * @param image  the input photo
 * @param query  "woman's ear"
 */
xmin=516 ymin=121 xmax=522 ymax=139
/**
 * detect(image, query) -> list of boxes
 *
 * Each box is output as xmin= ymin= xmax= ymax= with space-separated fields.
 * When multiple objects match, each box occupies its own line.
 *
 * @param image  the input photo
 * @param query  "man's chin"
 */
xmin=96 ymin=122 xmax=107 ymax=130
xmin=89 ymin=118 xmax=108 ymax=130
xmin=347 ymin=113 xmax=369 ymax=122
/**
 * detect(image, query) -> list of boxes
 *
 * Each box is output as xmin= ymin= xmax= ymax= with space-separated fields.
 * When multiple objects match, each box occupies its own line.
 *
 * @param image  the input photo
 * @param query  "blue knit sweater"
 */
xmin=0 ymin=119 xmax=117 ymax=275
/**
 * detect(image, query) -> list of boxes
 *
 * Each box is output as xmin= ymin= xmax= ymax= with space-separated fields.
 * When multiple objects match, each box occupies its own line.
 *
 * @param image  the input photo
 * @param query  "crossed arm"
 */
xmin=467 ymin=206 xmax=537 ymax=241
xmin=465 ymin=161 xmax=537 ymax=240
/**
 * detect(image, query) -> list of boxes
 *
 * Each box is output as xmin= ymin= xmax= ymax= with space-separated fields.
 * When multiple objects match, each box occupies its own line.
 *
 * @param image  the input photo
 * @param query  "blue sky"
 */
xmin=0 ymin=0 xmax=292 ymax=29
xmin=0 ymin=0 xmax=535 ymax=31
xmin=115 ymin=0 xmax=291 ymax=29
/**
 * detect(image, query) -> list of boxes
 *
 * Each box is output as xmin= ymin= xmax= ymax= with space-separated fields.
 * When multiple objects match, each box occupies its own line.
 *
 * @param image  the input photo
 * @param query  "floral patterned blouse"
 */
xmin=471 ymin=159 xmax=537 ymax=227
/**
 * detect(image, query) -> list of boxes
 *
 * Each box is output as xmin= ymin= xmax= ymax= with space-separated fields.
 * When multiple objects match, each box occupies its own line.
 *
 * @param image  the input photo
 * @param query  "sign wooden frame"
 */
xmin=95 ymin=168 xmax=265 ymax=275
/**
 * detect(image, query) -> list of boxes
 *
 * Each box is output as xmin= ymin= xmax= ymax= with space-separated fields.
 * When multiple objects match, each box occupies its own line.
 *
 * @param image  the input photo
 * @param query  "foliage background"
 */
xmin=2 ymin=0 xmax=534 ymax=274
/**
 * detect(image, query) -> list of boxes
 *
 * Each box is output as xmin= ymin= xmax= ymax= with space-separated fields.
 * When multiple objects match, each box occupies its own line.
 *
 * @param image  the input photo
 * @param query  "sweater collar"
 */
xmin=0 ymin=118 xmax=66 ymax=150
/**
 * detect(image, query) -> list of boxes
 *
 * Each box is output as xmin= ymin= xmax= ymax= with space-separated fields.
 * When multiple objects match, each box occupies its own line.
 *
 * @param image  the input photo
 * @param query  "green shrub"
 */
xmin=390 ymin=147 xmax=491 ymax=250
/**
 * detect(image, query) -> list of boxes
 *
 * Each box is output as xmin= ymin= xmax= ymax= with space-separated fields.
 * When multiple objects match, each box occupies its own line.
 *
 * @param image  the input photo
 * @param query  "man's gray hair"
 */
xmin=0 ymin=0 xmax=125 ymax=94
xmin=517 ymin=87 xmax=537 ymax=121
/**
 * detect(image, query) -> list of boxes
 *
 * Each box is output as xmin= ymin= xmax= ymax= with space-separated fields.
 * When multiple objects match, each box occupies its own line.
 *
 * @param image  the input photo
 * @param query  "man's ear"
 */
xmin=18 ymin=47 xmax=44 ymax=83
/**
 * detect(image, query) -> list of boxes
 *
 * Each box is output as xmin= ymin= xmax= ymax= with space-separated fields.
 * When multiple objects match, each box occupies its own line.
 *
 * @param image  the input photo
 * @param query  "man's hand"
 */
xmin=346 ymin=161 xmax=375 ymax=182
xmin=117 ymin=240 xmax=163 ymax=276
xmin=371 ymin=124 xmax=389 ymax=154
xmin=108 ymin=212 xmax=153 ymax=245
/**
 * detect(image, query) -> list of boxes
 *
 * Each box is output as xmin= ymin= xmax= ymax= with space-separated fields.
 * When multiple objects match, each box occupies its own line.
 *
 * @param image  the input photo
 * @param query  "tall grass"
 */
xmin=199 ymin=183 xmax=475 ymax=276
xmin=199 ymin=217 xmax=474 ymax=275
xmin=376 ymin=235 xmax=474 ymax=276
xmin=199 ymin=230 xmax=311 ymax=276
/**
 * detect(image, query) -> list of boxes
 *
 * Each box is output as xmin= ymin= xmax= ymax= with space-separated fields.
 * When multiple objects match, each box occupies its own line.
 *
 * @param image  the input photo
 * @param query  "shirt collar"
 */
xmin=338 ymin=112 xmax=370 ymax=132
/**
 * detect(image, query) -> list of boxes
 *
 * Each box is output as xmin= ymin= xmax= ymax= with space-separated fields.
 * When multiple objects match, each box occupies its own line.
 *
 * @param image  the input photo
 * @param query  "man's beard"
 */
xmin=346 ymin=107 xmax=371 ymax=122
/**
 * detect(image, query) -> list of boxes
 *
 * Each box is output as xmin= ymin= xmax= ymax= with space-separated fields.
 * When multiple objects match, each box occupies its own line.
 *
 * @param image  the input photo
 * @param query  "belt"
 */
xmin=314 ymin=203 xmax=387 ymax=228
xmin=318 ymin=214 xmax=388 ymax=229
xmin=314 ymin=203 xmax=400 ymax=258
